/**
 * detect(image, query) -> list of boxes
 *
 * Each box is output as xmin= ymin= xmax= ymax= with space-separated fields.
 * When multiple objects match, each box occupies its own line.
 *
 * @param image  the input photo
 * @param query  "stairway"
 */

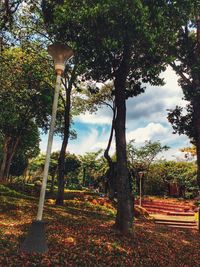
xmin=135 ymin=199 xmax=198 ymax=229
xmin=135 ymin=200 xmax=196 ymax=215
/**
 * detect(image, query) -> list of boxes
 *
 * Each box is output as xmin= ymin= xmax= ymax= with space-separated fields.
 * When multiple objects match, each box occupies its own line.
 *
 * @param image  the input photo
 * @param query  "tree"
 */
xmin=28 ymin=152 xmax=59 ymax=187
xmin=0 ymin=44 xmax=54 ymax=182
xmin=64 ymin=152 xmax=81 ymax=186
xmin=147 ymin=160 xmax=197 ymax=198
xmin=41 ymin=0 xmax=185 ymax=233
xmin=127 ymin=140 xmax=169 ymax=195
xmin=9 ymin=122 xmax=40 ymax=177
xmin=79 ymin=150 xmax=106 ymax=188
xmin=166 ymin=2 xmax=200 ymax=188
xmin=77 ymin=82 xmax=117 ymax=197
xmin=0 ymin=0 xmax=23 ymax=30
xmin=55 ymin=61 xmax=77 ymax=205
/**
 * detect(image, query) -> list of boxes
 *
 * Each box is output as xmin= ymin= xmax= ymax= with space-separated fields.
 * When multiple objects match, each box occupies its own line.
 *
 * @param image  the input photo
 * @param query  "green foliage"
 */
xmin=28 ymin=152 xmax=59 ymax=180
xmin=0 ymin=43 xmax=55 ymax=179
xmin=67 ymin=184 xmax=83 ymax=190
xmin=0 ymin=184 xmax=31 ymax=199
xmin=0 ymin=0 xmax=23 ymax=30
xmin=146 ymin=161 xmax=198 ymax=198
xmin=65 ymin=152 xmax=81 ymax=185
xmin=42 ymin=0 xmax=175 ymax=87
xmin=167 ymin=105 xmax=196 ymax=143
xmin=127 ymin=140 xmax=169 ymax=172
xmin=79 ymin=150 xmax=108 ymax=186
xmin=0 ymin=45 xmax=54 ymax=133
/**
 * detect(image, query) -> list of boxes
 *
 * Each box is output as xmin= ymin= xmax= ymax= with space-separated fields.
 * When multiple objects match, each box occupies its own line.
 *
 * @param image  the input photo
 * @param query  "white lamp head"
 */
xmin=48 ymin=43 xmax=74 ymax=75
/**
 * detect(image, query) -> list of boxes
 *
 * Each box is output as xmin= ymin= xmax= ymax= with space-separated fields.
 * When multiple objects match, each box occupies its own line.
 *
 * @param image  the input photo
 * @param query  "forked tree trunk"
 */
xmin=56 ymin=70 xmax=75 ymax=205
xmin=56 ymin=100 xmax=71 ymax=205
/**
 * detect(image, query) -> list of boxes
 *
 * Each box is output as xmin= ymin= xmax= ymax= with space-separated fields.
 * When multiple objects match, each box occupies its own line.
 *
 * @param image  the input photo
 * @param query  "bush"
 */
xmin=67 ymin=184 xmax=83 ymax=190
xmin=145 ymin=161 xmax=198 ymax=198
xmin=0 ymin=184 xmax=30 ymax=198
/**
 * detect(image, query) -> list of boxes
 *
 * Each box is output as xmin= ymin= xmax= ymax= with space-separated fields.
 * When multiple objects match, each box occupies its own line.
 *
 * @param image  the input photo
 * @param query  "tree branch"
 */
xmin=169 ymin=62 xmax=192 ymax=85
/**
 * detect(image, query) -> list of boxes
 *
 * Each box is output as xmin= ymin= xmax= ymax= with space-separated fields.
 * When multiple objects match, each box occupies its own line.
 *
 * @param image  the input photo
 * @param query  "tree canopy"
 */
xmin=40 ymin=0 xmax=200 ymax=233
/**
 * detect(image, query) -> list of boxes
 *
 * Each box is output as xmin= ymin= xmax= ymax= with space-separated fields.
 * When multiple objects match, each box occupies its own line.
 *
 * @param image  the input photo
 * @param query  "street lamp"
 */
xmin=20 ymin=44 xmax=73 ymax=253
xmin=138 ymin=171 xmax=144 ymax=207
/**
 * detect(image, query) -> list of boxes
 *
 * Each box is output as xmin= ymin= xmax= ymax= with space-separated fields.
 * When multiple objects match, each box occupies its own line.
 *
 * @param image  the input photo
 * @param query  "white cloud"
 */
xmin=77 ymin=111 xmax=112 ymax=125
xmin=40 ymin=137 xmax=61 ymax=153
xmin=126 ymin=122 xmax=169 ymax=143
xmin=126 ymin=122 xmax=190 ymax=160
xmin=40 ymin=66 xmax=191 ymax=160
xmin=67 ymin=128 xmax=100 ymax=154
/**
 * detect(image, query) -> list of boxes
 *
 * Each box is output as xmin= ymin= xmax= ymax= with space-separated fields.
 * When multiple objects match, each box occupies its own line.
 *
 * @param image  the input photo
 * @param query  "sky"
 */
xmin=40 ymin=66 xmax=191 ymax=161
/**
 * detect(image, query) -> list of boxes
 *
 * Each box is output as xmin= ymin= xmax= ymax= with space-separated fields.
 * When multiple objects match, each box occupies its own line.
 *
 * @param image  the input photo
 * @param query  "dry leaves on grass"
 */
xmin=0 ymin=194 xmax=200 ymax=267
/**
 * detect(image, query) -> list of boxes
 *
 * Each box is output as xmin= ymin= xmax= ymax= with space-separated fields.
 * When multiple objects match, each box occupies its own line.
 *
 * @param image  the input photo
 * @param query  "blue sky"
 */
xmin=40 ymin=66 xmax=190 ymax=160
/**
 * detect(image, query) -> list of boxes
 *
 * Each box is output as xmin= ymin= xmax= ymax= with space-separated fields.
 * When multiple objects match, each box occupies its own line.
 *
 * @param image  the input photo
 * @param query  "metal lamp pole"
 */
xmin=21 ymin=44 xmax=73 ymax=253
xmin=36 ymin=44 xmax=73 ymax=221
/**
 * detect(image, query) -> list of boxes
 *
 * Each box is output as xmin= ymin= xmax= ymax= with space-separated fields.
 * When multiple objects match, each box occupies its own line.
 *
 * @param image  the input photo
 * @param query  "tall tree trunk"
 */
xmin=56 ymin=132 xmax=68 ymax=205
xmin=113 ymin=46 xmax=134 ymax=234
xmin=82 ymin=166 xmax=86 ymax=186
xmin=50 ymin=166 xmax=57 ymax=194
xmin=104 ymin=102 xmax=116 ymax=199
xmin=0 ymin=136 xmax=19 ymax=182
xmin=192 ymin=19 xmax=200 ymax=189
xmin=56 ymin=95 xmax=71 ymax=205
xmin=56 ymin=68 xmax=76 ymax=205
xmin=0 ymin=136 xmax=11 ymax=182
xmin=193 ymin=99 xmax=200 ymax=189
xmin=4 ymin=137 xmax=20 ymax=179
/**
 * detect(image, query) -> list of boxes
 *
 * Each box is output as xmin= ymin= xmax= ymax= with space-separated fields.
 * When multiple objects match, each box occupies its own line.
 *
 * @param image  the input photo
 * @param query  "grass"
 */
xmin=0 ymin=184 xmax=200 ymax=266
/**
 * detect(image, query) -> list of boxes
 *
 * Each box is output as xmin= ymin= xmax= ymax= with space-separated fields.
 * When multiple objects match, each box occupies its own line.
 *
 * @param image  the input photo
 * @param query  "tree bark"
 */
xmin=192 ymin=99 xmax=200 ymax=189
xmin=4 ymin=137 xmax=20 ymax=179
xmin=104 ymin=102 xmax=116 ymax=199
xmin=56 ymin=91 xmax=71 ymax=205
xmin=50 ymin=166 xmax=57 ymax=194
xmin=0 ymin=136 xmax=20 ymax=182
xmin=82 ymin=166 xmax=86 ymax=186
xmin=0 ymin=136 xmax=10 ymax=182
xmin=195 ymin=19 xmax=200 ymax=189
xmin=113 ymin=46 xmax=134 ymax=234
xmin=56 ymin=68 xmax=76 ymax=205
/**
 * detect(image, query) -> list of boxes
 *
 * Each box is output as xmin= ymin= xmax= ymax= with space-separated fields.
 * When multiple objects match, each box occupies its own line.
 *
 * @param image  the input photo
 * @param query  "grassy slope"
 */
xmin=0 ymin=186 xmax=200 ymax=267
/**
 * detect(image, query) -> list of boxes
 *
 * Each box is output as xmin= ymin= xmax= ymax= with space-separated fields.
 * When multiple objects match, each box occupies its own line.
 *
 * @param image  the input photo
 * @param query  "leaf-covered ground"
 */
xmin=0 ymin=187 xmax=200 ymax=267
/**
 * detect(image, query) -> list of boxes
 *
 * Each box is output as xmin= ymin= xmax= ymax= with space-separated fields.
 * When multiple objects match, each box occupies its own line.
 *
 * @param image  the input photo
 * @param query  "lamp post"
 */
xmin=138 ymin=171 xmax=144 ymax=207
xmin=20 ymin=44 xmax=73 ymax=253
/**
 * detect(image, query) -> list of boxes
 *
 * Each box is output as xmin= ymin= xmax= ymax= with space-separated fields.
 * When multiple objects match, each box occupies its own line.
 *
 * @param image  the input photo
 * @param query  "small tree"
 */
xmin=0 ymin=45 xmax=53 ymax=182
xmin=166 ymin=2 xmax=200 ymax=189
xmin=127 ymin=140 xmax=169 ymax=195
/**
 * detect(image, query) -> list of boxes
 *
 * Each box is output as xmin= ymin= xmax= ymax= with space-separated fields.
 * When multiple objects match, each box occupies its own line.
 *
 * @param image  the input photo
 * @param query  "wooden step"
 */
xmin=155 ymin=221 xmax=196 ymax=226
xmin=156 ymin=224 xmax=197 ymax=229
xmin=166 ymin=211 xmax=195 ymax=216
xmin=143 ymin=208 xmax=195 ymax=216
xmin=141 ymin=204 xmax=190 ymax=212
xmin=135 ymin=201 xmax=194 ymax=210
xmin=145 ymin=208 xmax=171 ymax=214
xmin=155 ymin=218 xmax=196 ymax=224
xmin=155 ymin=219 xmax=197 ymax=229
